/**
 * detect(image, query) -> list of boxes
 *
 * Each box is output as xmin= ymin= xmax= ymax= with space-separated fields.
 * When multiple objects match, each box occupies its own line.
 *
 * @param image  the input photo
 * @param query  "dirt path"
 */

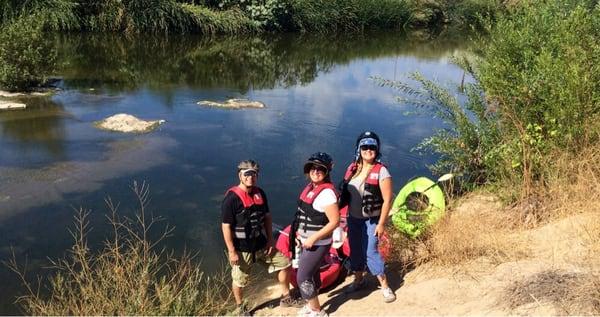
xmin=251 ymin=194 xmax=599 ymax=316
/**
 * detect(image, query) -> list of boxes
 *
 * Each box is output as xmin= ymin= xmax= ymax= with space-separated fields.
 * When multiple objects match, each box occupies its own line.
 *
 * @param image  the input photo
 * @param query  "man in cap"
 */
xmin=221 ymin=159 xmax=301 ymax=314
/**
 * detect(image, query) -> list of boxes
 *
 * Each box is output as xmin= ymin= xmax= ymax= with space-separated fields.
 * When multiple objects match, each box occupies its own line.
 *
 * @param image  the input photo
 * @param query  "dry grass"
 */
xmin=5 ymin=181 xmax=233 ymax=315
xmin=393 ymin=194 xmax=528 ymax=269
xmin=393 ymin=144 xmax=600 ymax=313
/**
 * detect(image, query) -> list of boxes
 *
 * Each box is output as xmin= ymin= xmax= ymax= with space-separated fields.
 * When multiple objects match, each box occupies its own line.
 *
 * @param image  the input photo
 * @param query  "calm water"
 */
xmin=0 ymin=32 xmax=469 ymax=313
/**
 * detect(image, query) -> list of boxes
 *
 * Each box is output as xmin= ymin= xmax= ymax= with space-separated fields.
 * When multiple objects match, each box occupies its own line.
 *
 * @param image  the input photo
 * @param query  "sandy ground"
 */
xmin=248 ymin=194 xmax=599 ymax=316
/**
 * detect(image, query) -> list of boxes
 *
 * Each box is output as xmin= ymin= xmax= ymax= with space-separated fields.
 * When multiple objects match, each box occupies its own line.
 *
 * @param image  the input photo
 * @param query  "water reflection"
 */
xmin=0 ymin=98 xmax=69 ymax=162
xmin=55 ymin=32 xmax=469 ymax=93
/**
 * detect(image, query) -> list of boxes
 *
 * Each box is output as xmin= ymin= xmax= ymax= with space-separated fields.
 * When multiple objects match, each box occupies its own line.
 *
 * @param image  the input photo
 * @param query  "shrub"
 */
xmin=5 ymin=182 xmax=232 ymax=315
xmin=216 ymin=0 xmax=289 ymax=29
xmin=0 ymin=16 xmax=57 ymax=92
xmin=182 ymin=4 xmax=257 ymax=34
xmin=0 ymin=0 xmax=79 ymax=30
xmin=378 ymin=0 xmax=600 ymax=194
xmin=477 ymin=0 xmax=600 ymax=189
xmin=287 ymin=0 xmax=411 ymax=33
xmin=374 ymin=58 xmax=504 ymax=190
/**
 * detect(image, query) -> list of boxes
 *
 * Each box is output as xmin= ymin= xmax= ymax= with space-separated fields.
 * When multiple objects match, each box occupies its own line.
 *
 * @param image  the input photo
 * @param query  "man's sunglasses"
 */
xmin=242 ymin=170 xmax=258 ymax=177
xmin=360 ymin=144 xmax=378 ymax=151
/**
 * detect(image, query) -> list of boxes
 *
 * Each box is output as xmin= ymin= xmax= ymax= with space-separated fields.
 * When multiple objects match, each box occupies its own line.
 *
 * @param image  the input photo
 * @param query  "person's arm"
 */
xmin=375 ymin=176 xmax=393 ymax=238
xmin=264 ymin=213 xmax=275 ymax=255
xmin=260 ymin=189 xmax=275 ymax=255
xmin=303 ymin=202 xmax=340 ymax=248
xmin=221 ymin=194 xmax=239 ymax=265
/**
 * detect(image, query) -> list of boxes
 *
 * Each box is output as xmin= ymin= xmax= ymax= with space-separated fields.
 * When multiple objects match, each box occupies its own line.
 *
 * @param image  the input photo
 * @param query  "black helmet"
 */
xmin=355 ymin=131 xmax=380 ymax=148
xmin=303 ymin=152 xmax=333 ymax=174
xmin=355 ymin=131 xmax=381 ymax=161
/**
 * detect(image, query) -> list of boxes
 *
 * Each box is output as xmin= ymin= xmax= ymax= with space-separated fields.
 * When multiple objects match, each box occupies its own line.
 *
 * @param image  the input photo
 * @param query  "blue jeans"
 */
xmin=348 ymin=215 xmax=385 ymax=276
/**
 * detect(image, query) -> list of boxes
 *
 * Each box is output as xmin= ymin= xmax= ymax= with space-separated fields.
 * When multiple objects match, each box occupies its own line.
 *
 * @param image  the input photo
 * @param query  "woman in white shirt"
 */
xmin=290 ymin=152 xmax=340 ymax=317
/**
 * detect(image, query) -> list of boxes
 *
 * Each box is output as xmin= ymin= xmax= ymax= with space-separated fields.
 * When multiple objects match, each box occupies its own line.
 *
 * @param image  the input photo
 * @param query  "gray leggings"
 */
xmin=297 ymin=244 xmax=330 ymax=300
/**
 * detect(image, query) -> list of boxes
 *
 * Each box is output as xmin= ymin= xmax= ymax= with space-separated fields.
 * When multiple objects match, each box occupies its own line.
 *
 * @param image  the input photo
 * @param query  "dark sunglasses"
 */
xmin=360 ymin=144 xmax=378 ymax=151
xmin=310 ymin=165 xmax=327 ymax=173
xmin=242 ymin=170 xmax=258 ymax=177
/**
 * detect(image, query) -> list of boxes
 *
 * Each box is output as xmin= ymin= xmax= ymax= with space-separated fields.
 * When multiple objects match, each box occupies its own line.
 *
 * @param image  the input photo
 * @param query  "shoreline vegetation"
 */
xmin=0 ymin=0 xmax=502 ymax=92
xmin=3 ymin=0 xmax=600 ymax=315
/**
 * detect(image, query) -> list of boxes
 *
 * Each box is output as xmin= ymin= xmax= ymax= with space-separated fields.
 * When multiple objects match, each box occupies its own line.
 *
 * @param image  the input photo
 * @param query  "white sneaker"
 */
xmin=297 ymin=305 xmax=311 ymax=316
xmin=382 ymin=287 xmax=396 ymax=303
xmin=297 ymin=305 xmax=328 ymax=317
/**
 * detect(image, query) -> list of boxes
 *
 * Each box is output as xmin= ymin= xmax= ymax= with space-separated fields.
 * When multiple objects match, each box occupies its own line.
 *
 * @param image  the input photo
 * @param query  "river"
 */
xmin=0 ymin=31 xmax=470 ymax=314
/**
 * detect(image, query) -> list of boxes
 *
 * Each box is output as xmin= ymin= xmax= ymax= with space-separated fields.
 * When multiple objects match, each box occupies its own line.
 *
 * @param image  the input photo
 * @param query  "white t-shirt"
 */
xmin=299 ymin=188 xmax=337 ymax=246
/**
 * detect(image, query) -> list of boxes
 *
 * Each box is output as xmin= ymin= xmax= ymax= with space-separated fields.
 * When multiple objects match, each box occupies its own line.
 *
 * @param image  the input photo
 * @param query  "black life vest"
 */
xmin=289 ymin=182 xmax=337 ymax=258
xmin=341 ymin=162 xmax=385 ymax=217
xmin=227 ymin=186 xmax=268 ymax=253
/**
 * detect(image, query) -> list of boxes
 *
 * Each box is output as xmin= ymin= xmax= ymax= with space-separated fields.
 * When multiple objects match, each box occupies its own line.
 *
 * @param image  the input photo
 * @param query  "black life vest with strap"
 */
xmin=289 ymin=182 xmax=337 ymax=259
xmin=227 ymin=186 xmax=268 ymax=253
xmin=341 ymin=162 xmax=385 ymax=217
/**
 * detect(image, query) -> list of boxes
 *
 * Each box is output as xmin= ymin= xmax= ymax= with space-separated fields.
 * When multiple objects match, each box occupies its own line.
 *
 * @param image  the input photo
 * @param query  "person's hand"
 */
xmin=228 ymin=250 xmax=239 ymax=266
xmin=266 ymin=239 xmax=275 ymax=256
xmin=303 ymin=236 xmax=315 ymax=249
xmin=374 ymin=224 xmax=385 ymax=239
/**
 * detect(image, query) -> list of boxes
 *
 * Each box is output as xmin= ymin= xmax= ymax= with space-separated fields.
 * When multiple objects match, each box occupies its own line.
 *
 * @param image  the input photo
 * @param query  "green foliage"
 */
xmin=0 ymin=0 xmax=79 ymax=30
xmin=121 ymin=0 xmax=196 ymax=33
xmin=379 ymin=0 xmax=600 ymax=192
xmin=374 ymin=66 xmax=503 ymax=188
xmin=288 ymin=0 xmax=412 ymax=32
xmin=0 ymin=16 xmax=57 ymax=91
xmin=477 ymin=0 xmax=600 ymax=181
xmin=182 ymin=4 xmax=257 ymax=33
xmin=216 ymin=0 xmax=289 ymax=29
xmin=408 ymin=0 xmax=503 ymax=30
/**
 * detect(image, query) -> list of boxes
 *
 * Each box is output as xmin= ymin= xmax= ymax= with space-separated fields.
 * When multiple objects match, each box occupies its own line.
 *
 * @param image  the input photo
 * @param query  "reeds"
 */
xmin=5 ymin=181 xmax=233 ymax=315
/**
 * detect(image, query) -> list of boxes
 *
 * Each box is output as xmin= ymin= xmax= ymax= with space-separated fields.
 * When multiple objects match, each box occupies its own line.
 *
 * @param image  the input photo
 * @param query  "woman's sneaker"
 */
xmin=382 ymin=287 xmax=396 ymax=303
xmin=297 ymin=305 xmax=311 ymax=316
xmin=280 ymin=294 xmax=304 ymax=308
xmin=297 ymin=305 xmax=327 ymax=317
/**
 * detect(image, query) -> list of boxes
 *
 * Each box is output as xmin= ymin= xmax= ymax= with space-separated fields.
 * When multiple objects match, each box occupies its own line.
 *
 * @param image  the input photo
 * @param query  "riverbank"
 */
xmin=1 ymin=0 xmax=502 ymax=35
xmin=252 ymin=189 xmax=600 ymax=315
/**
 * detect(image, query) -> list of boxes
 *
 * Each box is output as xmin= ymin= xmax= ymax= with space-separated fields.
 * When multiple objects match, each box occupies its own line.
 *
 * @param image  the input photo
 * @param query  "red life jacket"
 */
xmin=342 ymin=162 xmax=385 ymax=217
xmin=290 ymin=182 xmax=338 ymax=257
xmin=227 ymin=186 xmax=267 ymax=252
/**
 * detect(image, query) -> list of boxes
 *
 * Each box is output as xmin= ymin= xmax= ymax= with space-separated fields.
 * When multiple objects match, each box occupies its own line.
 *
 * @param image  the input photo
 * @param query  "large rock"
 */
xmin=197 ymin=98 xmax=265 ymax=109
xmin=0 ymin=89 xmax=56 ymax=97
xmin=0 ymin=100 xmax=26 ymax=110
xmin=95 ymin=113 xmax=165 ymax=133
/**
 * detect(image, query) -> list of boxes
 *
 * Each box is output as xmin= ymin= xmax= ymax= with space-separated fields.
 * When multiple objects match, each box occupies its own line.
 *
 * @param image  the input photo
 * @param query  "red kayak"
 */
xmin=275 ymin=225 xmax=342 ymax=289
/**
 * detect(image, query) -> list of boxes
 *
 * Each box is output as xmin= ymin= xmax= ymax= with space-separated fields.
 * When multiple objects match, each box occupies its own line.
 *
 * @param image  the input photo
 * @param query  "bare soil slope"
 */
xmin=252 ymin=194 xmax=600 ymax=315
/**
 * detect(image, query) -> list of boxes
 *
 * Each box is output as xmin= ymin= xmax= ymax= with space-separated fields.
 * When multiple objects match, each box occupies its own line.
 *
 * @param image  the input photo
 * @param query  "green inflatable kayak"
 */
xmin=391 ymin=177 xmax=446 ymax=238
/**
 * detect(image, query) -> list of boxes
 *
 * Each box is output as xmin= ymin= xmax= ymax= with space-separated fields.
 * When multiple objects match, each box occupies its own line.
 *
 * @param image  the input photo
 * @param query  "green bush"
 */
xmin=374 ymin=62 xmax=503 ymax=189
xmin=216 ymin=0 xmax=289 ymax=29
xmin=183 ymin=4 xmax=258 ymax=33
xmin=379 ymin=0 xmax=600 ymax=193
xmin=288 ymin=0 xmax=411 ymax=32
xmin=477 ymin=0 xmax=600 ymax=182
xmin=0 ymin=16 xmax=57 ymax=91
xmin=0 ymin=0 xmax=79 ymax=30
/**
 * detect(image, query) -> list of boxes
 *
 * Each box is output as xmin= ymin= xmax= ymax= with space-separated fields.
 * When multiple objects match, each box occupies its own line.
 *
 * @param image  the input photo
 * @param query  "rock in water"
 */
xmin=197 ymin=98 xmax=265 ymax=109
xmin=95 ymin=113 xmax=165 ymax=133
xmin=0 ymin=101 xmax=26 ymax=110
